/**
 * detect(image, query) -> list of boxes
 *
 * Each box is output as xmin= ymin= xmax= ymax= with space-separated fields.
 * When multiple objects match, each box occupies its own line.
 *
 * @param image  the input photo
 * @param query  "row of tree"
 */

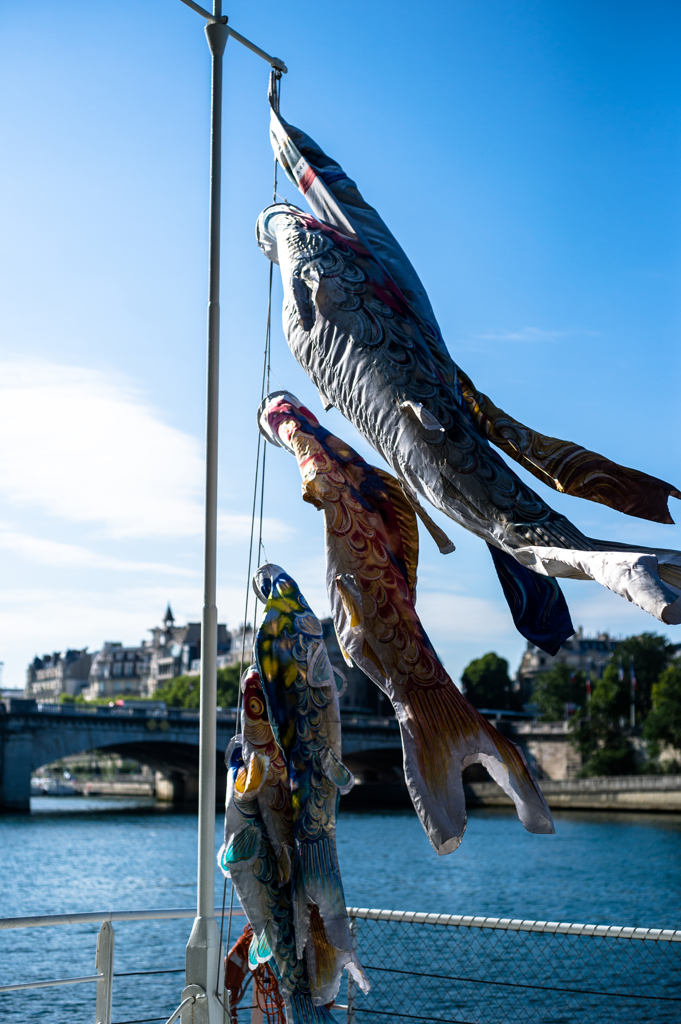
xmin=153 ymin=663 xmax=242 ymax=709
xmin=60 ymin=663 xmax=244 ymax=708
xmin=103 ymin=634 xmax=681 ymax=778
xmin=461 ymin=634 xmax=681 ymax=776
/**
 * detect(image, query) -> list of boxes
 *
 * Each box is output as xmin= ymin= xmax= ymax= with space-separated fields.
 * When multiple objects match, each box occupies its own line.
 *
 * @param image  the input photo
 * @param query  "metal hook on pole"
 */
xmin=179 ymin=0 xmax=288 ymax=72
xmin=176 ymin=2 xmax=287 ymax=1021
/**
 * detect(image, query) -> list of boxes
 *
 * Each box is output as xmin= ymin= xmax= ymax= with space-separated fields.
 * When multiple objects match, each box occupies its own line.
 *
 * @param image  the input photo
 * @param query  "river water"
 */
xmin=1 ymin=798 xmax=680 ymax=1023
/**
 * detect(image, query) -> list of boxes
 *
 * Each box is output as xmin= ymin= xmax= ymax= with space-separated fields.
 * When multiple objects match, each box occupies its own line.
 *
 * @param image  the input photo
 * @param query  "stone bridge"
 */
xmin=0 ymin=699 xmax=403 ymax=811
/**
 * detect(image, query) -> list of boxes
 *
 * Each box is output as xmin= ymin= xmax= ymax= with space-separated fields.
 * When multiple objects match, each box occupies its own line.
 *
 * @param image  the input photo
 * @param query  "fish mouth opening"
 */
xmin=257 ymin=390 xmax=305 ymax=453
xmin=255 ymin=202 xmax=304 ymax=264
xmin=252 ymin=562 xmax=287 ymax=604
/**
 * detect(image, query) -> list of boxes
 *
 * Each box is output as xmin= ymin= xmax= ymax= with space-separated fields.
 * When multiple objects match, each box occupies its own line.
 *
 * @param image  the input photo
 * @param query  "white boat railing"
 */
xmin=3 ymin=905 xmax=679 ymax=1023
xmin=0 ymin=907 xmax=242 ymax=931
xmin=346 ymin=907 xmax=681 ymax=942
xmin=0 ymin=906 xmax=245 ymax=1023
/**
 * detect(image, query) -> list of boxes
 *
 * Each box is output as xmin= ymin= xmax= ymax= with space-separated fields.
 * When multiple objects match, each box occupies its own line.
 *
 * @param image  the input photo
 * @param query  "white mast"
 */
xmin=178 ymin=3 xmax=286 ymax=1021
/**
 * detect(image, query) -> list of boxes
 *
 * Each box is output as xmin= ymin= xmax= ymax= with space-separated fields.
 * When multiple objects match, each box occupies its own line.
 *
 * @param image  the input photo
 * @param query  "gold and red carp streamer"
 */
xmin=260 ymin=392 xmax=554 ymax=855
xmin=259 ymin=104 xmax=681 ymax=643
xmin=239 ymin=666 xmax=294 ymax=883
xmin=457 ymin=368 xmax=680 ymax=524
xmin=307 ymin=904 xmax=345 ymax=999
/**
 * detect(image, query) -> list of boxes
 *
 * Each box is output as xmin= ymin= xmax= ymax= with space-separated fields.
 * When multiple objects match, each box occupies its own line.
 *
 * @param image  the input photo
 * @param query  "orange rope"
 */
xmin=225 ymin=923 xmax=286 ymax=1024
xmin=252 ymin=961 xmax=287 ymax=1024
xmin=225 ymin=924 xmax=254 ymax=1023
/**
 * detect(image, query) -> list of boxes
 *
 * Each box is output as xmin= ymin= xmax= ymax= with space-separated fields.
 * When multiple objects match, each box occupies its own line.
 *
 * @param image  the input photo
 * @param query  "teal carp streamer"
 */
xmin=220 ymin=565 xmax=368 ymax=1020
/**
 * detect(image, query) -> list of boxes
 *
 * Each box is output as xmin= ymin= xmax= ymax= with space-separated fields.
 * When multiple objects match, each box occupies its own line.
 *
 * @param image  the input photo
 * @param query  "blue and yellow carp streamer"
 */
xmin=219 ymin=565 xmax=367 ymax=1019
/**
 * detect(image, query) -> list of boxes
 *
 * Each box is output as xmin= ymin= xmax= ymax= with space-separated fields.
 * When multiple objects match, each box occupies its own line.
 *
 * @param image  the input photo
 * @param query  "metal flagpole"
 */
xmin=177 ymin=3 xmax=286 ymax=1021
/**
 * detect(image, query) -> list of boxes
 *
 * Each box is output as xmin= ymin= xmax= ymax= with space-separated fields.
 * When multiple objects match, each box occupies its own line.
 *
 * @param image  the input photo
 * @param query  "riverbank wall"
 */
xmin=44 ymin=773 xmax=681 ymax=812
xmin=464 ymin=774 xmax=681 ymax=812
xmin=75 ymin=777 xmax=155 ymax=797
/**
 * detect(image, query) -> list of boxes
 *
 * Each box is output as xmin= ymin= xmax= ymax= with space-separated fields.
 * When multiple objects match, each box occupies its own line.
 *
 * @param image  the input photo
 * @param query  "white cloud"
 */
xmin=217 ymin=513 xmax=293 ymax=545
xmin=0 ymin=360 xmax=292 ymax=543
xmin=0 ymin=342 xmax=297 ymax=681
xmin=0 ymin=360 xmax=202 ymax=537
xmin=0 ymin=524 xmax=196 ymax=575
xmin=0 ymin=587 xmax=169 ymax=651
xmin=0 ymin=582 xmax=252 ymax=687
xmin=415 ymin=589 xmax=513 ymax=641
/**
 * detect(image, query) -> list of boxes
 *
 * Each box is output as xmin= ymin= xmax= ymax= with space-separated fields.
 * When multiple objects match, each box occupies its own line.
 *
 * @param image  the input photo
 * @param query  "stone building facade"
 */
xmin=511 ymin=719 xmax=583 ymax=780
xmin=24 ymin=605 xmax=382 ymax=708
xmin=516 ymin=627 xmax=619 ymax=705
xmin=219 ymin=625 xmax=254 ymax=670
xmin=83 ymin=643 xmax=147 ymax=700
xmin=140 ymin=606 xmax=231 ymax=694
xmin=26 ymin=649 xmax=93 ymax=702
xmin=24 ymin=605 xmax=233 ymax=702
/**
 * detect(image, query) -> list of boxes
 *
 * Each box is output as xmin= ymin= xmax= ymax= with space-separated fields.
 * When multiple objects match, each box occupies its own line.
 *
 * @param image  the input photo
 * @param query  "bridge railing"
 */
xmin=4 ymin=700 xmax=398 ymax=724
xmin=30 ymin=703 xmax=239 ymax=721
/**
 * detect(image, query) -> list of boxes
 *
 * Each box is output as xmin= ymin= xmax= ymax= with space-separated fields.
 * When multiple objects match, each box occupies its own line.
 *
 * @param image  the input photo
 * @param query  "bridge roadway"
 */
xmin=0 ymin=699 xmax=403 ymax=811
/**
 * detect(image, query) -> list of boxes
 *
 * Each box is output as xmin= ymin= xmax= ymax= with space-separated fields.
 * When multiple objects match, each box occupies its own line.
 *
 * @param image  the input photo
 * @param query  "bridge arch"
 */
xmin=1 ymin=702 xmax=404 ymax=811
xmin=0 ymin=704 xmax=234 ymax=811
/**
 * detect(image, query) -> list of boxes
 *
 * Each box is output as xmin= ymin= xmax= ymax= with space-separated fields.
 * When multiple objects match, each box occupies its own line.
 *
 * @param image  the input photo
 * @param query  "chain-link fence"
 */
xmin=344 ymin=909 xmax=681 ymax=1024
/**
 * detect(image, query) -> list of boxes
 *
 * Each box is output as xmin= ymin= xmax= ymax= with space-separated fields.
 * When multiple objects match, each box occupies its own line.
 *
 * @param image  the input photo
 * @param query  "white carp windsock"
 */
xmin=259 ymin=390 xmax=555 ymax=855
xmin=256 ymin=97 xmax=681 ymax=657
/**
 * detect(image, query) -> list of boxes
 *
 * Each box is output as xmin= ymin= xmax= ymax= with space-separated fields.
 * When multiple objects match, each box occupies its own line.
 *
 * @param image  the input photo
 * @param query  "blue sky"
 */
xmin=0 ymin=0 xmax=679 ymax=689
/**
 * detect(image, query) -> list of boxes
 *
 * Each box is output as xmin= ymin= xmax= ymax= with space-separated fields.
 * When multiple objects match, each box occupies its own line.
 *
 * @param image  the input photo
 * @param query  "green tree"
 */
xmin=644 ymin=661 xmax=681 ymax=759
xmin=571 ymin=662 xmax=636 ymax=776
xmin=533 ymin=665 xmax=586 ymax=720
xmin=154 ymin=663 xmax=243 ymax=709
xmin=461 ymin=652 xmax=520 ymax=710
xmin=607 ymin=633 xmax=673 ymax=720
xmin=571 ymin=634 xmax=674 ymax=776
xmin=60 ymin=692 xmax=110 ymax=706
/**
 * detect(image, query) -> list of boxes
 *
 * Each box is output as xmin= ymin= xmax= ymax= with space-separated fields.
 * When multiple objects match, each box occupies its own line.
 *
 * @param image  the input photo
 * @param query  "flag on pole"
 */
xmin=629 ymin=654 xmax=637 ymax=728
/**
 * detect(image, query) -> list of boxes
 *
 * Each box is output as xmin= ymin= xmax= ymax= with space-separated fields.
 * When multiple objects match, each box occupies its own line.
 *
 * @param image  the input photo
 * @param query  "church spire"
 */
xmin=163 ymin=603 xmax=175 ymax=627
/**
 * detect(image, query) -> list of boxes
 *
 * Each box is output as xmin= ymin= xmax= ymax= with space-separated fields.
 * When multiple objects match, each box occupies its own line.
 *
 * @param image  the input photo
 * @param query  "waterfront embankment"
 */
xmin=54 ymin=772 xmax=681 ymax=811
xmin=465 ymin=774 xmax=681 ymax=812
xmin=75 ymin=776 xmax=155 ymax=797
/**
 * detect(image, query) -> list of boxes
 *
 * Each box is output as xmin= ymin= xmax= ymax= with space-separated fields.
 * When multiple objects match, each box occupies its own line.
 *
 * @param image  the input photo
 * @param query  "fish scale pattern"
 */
xmin=259 ymin=100 xmax=681 ymax=640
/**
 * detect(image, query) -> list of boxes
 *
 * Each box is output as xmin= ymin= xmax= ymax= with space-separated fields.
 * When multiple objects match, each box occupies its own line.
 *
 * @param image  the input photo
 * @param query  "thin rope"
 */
xmin=216 ymin=872 xmax=229 ymax=1015
xmin=220 ymin=306 xmax=269 ymax=990
xmin=256 ymin=138 xmax=277 ymax=568
xmin=235 ymin=150 xmax=277 ymax=719
xmin=361 ymin=964 xmax=681 ymax=1002
xmin=222 ymin=881 xmax=236 ymax=1007
xmin=257 ymin=432 xmax=268 ymax=564
xmin=220 ymin=81 xmax=282 ymax=988
xmin=268 ymin=365 xmax=284 ymax=390
xmin=235 ymin=424 xmax=262 ymax=733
